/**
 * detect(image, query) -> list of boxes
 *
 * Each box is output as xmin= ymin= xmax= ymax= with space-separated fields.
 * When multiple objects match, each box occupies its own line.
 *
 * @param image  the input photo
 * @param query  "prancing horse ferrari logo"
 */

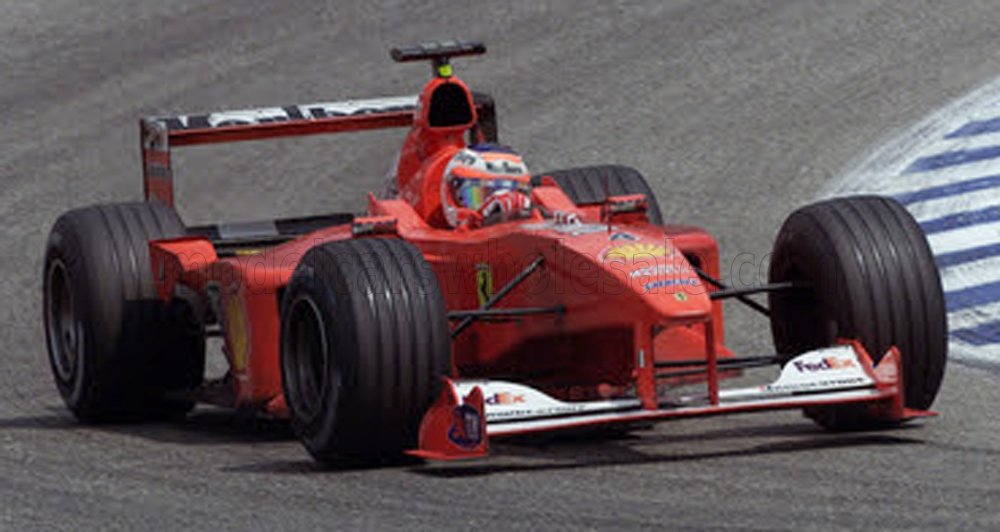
xmin=475 ymin=263 xmax=493 ymax=306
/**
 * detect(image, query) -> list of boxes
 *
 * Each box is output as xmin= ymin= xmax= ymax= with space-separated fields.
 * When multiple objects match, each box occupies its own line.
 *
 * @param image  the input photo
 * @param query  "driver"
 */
xmin=441 ymin=144 xmax=533 ymax=228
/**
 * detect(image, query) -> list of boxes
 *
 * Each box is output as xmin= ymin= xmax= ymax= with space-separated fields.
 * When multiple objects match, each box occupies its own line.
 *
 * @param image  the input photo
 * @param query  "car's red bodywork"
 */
xmin=147 ymin=67 xmax=728 ymax=410
xmin=144 ymin=50 xmax=926 ymax=459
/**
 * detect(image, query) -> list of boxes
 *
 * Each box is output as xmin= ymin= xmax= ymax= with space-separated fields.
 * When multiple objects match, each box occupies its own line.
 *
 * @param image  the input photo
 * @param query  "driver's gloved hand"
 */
xmin=478 ymin=190 xmax=532 ymax=223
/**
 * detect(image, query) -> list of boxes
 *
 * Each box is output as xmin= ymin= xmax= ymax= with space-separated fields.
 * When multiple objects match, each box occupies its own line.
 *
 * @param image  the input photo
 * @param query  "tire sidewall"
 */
xmin=280 ymin=256 xmax=351 ymax=459
xmin=769 ymin=220 xmax=843 ymax=358
xmin=44 ymin=212 xmax=123 ymax=415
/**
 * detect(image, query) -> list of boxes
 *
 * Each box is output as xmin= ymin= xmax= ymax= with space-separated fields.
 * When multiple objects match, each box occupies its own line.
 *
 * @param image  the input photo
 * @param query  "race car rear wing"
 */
xmin=140 ymin=92 xmax=498 ymax=206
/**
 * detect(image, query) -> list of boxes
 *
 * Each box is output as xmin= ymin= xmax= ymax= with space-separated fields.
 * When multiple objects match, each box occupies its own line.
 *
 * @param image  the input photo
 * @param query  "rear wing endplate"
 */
xmin=140 ymin=92 xmax=497 ymax=206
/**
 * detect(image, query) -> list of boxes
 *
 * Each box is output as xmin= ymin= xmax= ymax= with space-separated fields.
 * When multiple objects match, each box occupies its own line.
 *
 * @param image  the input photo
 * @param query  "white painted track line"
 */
xmin=905 ymin=187 xmax=1000 ymax=221
xmin=940 ymin=255 xmax=1000 ymax=292
xmin=926 ymin=221 xmax=1000 ymax=255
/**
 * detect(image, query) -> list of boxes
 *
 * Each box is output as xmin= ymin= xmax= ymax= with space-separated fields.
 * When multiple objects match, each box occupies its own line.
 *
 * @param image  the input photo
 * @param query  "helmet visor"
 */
xmin=451 ymin=177 xmax=531 ymax=211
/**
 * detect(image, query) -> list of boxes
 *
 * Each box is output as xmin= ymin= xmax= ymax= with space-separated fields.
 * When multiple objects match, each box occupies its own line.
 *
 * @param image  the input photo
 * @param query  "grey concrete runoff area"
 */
xmin=3 ymin=1 xmax=1000 ymax=530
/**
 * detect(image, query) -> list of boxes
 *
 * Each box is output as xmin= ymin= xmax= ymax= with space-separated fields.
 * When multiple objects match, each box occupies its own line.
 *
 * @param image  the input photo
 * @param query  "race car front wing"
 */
xmin=407 ymin=342 xmax=934 ymax=460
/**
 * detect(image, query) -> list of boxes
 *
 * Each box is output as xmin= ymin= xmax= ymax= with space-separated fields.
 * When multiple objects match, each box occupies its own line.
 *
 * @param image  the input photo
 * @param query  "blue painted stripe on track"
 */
xmin=936 ymin=242 xmax=1000 ymax=268
xmin=904 ymin=145 xmax=1000 ymax=173
xmin=946 ymin=116 xmax=1000 ymax=139
xmin=894 ymin=173 xmax=1000 ymax=205
xmin=953 ymin=321 xmax=1000 ymax=346
xmin=920 ymin=206 xmax=1000 ymax=234
xmin=944 ymin=280 xmax=1000 ymax=312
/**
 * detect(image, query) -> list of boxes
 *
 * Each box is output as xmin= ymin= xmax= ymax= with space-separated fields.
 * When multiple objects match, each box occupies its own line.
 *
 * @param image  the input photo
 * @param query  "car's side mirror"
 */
xmin=602 ymin=193 xmax=649 ymax=224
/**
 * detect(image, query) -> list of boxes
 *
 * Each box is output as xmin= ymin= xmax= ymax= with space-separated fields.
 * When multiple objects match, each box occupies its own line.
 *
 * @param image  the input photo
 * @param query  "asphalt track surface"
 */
xmin=4 ymin=2 xmax=1000 ymax=530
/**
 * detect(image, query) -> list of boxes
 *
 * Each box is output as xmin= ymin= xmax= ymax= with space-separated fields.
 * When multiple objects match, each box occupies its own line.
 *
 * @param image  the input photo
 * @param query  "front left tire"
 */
xmin=279 ymin=238 xmax=451 ymax=462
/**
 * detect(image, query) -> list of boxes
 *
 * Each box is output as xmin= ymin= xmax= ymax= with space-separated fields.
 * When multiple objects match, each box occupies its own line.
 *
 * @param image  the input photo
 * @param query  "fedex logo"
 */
xmin=794 ymin=356 xmax=857 ymax=373
xmin=484 ymin=392 xmax=526 ymax=405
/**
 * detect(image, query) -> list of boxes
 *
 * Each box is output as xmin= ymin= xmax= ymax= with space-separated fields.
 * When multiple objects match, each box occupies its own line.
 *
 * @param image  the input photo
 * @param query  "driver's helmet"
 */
xmin=441 ymin=144 xmax=532 ymax=227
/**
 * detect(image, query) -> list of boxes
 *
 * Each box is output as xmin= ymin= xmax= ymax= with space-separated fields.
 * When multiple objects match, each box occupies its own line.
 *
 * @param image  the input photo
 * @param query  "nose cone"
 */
xmin=600 ymin=241 xmax=713 ymax=319
xmin=520 ymin=223 xmax=715 ymax=325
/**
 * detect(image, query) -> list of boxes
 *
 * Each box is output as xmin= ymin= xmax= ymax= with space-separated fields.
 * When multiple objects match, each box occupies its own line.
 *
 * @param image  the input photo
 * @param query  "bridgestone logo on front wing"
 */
xmin=486 ymin=405 xmax=589 ymax=421
xmin=761 ymin=376 xmax=869 ymax=394
xmin=453 ymin=380 xmax=641 ymax=422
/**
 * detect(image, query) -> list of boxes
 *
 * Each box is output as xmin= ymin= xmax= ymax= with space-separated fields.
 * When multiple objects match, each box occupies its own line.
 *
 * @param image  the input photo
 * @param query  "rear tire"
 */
xmin=768 ymin=196 xmax=947 ymax=429
xmin=279 ymin=238 xmax=451 ymax=462
xmin=43 ymin=202 xmax=205 ymax=421
xmin=534 ymin=165 xmax=664 ymax=224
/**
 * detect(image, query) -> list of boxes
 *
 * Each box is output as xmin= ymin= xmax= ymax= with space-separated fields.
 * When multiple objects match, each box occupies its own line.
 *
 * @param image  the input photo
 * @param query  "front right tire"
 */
xmin=768 ymin=196 xmax=947 ymax=429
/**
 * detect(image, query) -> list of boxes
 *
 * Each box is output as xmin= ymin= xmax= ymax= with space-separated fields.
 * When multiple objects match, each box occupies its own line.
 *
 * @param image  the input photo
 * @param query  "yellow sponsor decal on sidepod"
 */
xmin=225 ymin=296 xmax=250 ymax=373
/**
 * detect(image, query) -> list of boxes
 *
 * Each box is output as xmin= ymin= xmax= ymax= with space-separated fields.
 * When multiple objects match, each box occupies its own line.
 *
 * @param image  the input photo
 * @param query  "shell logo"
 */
xmin=603 ymin=243 xmax=668 ymax=261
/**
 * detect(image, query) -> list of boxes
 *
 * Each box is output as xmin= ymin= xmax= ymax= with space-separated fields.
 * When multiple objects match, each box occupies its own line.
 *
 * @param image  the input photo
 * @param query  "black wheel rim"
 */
xmin=45 ymin=260 xmax=79 ymax=384
xmin=284 ymin=295 xmax=330 ymax=424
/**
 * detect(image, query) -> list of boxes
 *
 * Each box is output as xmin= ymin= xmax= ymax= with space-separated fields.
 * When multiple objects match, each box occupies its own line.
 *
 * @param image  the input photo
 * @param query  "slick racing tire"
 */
xmin=43 ymin=202 xmax=205 ymax=421
xmin=768 ymin=195 xmax=947 ymax=430
xmin=279 ymin=238 xmax=451 ymax=462
xmin=534 ymin=165 xmax=664 ymax=225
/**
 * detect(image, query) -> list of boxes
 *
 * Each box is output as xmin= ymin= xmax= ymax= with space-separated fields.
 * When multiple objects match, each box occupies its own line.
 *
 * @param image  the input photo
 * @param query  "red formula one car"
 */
xmin=43 ymin=41 xmax=947 ymax=462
